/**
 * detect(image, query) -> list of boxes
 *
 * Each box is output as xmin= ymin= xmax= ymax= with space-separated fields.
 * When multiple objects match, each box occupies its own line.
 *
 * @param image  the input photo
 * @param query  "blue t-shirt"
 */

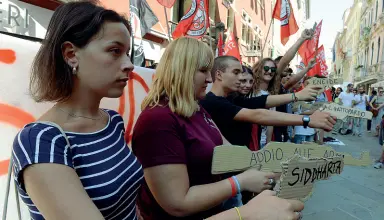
xmin=12 ymin=109 xmax=143 ymax=220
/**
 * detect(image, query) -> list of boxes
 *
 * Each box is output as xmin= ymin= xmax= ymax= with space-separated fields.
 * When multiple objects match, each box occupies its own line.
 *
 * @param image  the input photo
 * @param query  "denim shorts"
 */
xmin=293 ymin=134 xmax=315 ymax=144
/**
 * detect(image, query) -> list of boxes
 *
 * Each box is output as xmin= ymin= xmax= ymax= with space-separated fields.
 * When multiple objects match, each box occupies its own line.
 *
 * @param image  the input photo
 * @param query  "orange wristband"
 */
xmin=228 ymin=177 xmax=237 ymax=197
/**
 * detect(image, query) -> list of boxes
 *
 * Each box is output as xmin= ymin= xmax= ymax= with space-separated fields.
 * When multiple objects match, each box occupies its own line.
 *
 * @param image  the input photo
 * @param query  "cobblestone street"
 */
xmin=303 ymin=132 xmax=384 ymax=220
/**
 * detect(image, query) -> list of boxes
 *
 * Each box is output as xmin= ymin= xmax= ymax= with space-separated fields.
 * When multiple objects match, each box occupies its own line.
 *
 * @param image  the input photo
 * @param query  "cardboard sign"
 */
xmin=307 ymin=78 xmax=343 ymax=92
xmin=211 ymin=142 xmax=371 ymax=174
xmin=292 ymin=101 xmax=327 ymax=112
xmin=321 ymin=103 xmax=373 ymax=120
xmin=277 ymin=155 xmax=344 ymax=200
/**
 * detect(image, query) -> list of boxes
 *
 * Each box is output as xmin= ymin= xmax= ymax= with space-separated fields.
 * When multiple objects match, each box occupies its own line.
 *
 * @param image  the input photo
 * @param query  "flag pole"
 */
xmin=261 ymin=18 xmax=274 ymax=59
xmin=163 ymin=6 xmax=172 ymax=42
xmin=209 ymin=19 xmax=212 ymax=47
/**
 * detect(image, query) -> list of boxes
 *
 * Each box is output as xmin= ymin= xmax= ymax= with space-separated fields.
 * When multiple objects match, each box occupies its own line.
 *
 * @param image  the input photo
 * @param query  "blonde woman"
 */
xmin=132 ymin=37 xmax=304 ymax=220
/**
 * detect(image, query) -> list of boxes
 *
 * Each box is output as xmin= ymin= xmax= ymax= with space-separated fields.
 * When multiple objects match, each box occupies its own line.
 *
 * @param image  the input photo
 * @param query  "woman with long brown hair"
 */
xmin=249 ymin=58 xmax=280 ymax=149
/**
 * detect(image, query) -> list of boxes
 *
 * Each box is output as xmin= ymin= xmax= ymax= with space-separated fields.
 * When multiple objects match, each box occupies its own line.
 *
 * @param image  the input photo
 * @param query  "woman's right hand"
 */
xmin=236 ymin=169 xmax=279 ymax=193
xmin=240 ymin=190 xmax=304 ymax=220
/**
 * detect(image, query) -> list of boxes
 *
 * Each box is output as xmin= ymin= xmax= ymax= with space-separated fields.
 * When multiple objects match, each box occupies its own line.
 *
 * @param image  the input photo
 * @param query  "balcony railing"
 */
xmin=355 ymin=62 xmax=384 ymax=83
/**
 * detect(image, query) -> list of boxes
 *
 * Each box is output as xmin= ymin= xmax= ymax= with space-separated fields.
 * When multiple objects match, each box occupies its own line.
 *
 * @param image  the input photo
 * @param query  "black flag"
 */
xmin=130 ymin=0 xmax=159 ymax=66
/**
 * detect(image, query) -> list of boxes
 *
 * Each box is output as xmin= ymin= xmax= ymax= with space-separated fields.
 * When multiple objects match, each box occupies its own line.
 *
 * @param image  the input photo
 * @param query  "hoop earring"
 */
xmin=72 ymin=66 xmax=77 ymax=75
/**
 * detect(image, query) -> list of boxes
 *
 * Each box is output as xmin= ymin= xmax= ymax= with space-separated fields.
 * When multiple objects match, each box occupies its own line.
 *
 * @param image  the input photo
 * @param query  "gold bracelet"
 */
xmin=234 ymin=207 xmax=242 ymax=220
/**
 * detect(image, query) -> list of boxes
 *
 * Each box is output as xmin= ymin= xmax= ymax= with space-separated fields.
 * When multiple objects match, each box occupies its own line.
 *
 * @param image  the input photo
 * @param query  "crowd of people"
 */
xmin=329 ymin=83 xmax=384 ymax=169
xmin=10 ymin=1 xmax=381 ymax=220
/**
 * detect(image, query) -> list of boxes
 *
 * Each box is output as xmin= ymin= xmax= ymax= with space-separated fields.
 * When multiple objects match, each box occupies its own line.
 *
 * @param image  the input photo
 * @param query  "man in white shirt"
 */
xmin=338 ymin=83 xmax=355 ymax=134
xmin=353 ymin=86 xmax=368 ymax=136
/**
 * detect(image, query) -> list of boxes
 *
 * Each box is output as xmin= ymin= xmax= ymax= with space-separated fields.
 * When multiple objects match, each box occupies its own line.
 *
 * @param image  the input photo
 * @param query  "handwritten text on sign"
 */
xmin=322 ymin=103 xmax=373 ymax=119
xmin=277 ymin=155 xmax=344 ymax=200
xmin=307 ymin=78 xmax=343 ymax=91
xmin=211 ymin=142 xmax=369 ymax=174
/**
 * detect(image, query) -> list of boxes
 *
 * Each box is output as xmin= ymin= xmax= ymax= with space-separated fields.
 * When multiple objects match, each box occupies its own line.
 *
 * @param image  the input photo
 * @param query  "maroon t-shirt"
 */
xmin=132 ymin=103 xmax=224 ymax=220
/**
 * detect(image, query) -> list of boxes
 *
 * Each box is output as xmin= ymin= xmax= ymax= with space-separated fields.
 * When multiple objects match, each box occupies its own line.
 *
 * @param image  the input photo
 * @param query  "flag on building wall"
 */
xmin=307 ymin=45 xmax=329 ymax=77
xmin=172 ymin=0 xmax=210 ymax=39
xmin=223 ymin=32 xmax=241 ymax=62
xmin=130 ymin=0 xmax=159 ymax=66
xmin=299 ymin=20 xmax=323 ymax=60
xmin=157 ymin=0 xmax=176 ymax=8
xmin=272 ymin=0 xmax=299 ymax=45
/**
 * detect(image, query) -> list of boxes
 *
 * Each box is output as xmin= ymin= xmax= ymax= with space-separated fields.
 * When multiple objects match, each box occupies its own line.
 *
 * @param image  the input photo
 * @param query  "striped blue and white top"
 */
xmin=12 ymin=109 xmax=143 ymax=220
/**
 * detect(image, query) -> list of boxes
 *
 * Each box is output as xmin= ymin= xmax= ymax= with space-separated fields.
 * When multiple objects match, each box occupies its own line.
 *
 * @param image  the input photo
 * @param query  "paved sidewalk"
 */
xmin=303 ymin=132 xmax=384 ymax=220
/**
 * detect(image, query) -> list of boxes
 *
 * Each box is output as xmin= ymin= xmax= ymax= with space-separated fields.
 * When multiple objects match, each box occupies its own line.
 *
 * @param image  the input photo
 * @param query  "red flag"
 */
xmin=307 ymin=45 xmax=328 ymax=77
xmin=272 ymin=0 xmax=299 ymax=45
xmin=172 ymin=0 xmax=210 ymax=39
xmin=157 ymin=0 xmax=176 ymax=8
xmin=223 ymin=32 xmax=241 ymax=62
xmin=217 ymin=33 xmax=224 ymax=56
xmin=299 ymin=20 xmax=323 ymax=60
xmin=324 ymin=89 xmax=332 ymax=102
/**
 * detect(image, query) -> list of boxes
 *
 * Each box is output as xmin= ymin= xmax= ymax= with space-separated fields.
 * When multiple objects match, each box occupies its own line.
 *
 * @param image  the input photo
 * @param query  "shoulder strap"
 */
xmin=36 ymin=121 xmax=71 ymax=147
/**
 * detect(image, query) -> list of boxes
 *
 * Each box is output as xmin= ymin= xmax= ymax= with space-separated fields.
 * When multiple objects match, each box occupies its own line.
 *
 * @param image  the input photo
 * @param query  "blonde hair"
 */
xmin=252 ymin=58 xmax=281 ymax=95
xmin=141 ymin=37 xmax=214 ymax=117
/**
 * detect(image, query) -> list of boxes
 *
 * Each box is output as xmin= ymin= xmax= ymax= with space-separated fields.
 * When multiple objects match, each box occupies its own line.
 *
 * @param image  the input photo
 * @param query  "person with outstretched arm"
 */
xmin=200 ymin=56 xmax=336 ymax=149
xmin=273 ymin=29 xmax=316 ymax=142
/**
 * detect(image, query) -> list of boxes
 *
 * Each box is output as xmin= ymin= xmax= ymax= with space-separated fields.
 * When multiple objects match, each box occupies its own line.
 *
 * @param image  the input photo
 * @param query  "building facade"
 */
xmin=99 ymin=0 xmax=274 ymax=67
xmin=351 ymin=0 xmax=384 ymax=91
xmin=344 ymin=0 xmax=362 ymax=83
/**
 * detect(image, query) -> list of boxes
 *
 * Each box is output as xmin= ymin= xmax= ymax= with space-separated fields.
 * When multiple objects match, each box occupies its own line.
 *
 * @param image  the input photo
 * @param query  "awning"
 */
xmin=356 ymin=78 xmax=378 ymax=87
xmin=371 ymin=80 xmax=384 ymax=87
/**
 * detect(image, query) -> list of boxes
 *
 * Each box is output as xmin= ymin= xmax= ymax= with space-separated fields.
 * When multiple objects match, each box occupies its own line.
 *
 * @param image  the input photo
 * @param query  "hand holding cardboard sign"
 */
xmin=295 ymin=85 xmax=322 ymax=101
xmin=236 ymin=169 xmax=279 ymax=192
xmin=239 ymin=190 xmax=304 ymax=220
xmin=308 ymin=110 xmax=336 ymax=131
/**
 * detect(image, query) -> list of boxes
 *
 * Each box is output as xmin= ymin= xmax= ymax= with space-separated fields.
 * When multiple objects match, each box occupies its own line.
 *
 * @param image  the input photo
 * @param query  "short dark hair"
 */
xmin=372 ymin=90 xmax=377 ymax=95
xmin=285 ymin=68 xmax=293 ymax=74
xmin=274 ymin=56 xmax=283 ymax=62
xmin=211 ymin=56 xmax=240 ymax=81
xmin=242 ymin=65 xmax=252 ymax=75
xmin=30 ymin=0 xmax=130 ymax=102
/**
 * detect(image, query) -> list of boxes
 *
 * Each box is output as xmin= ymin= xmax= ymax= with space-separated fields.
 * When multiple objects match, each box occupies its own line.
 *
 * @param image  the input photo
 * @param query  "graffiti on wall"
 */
xmin=0 ymin=33 xmax=154 ymax=175
xmin=0 ymin=33 xmax=155 ymax=217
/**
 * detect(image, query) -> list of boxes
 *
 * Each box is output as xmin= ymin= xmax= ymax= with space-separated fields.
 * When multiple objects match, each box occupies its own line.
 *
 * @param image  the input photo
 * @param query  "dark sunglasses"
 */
xmin=263 ymin=66 xmax=277 ymax=73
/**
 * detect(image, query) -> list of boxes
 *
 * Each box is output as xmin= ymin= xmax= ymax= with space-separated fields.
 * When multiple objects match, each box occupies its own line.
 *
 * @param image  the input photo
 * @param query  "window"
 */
xmin=262 ymin=0 xmax=266 ymax=25
xmin=227 ymin=7 xmax=235 ymax=30
xmin=241 ymin=10 xmax=253 ymax=47
xmin=371 ymin=43 xmax=374 ymax=65
xmin=376 ymin=0 xmax=379 ymax=20
xmin=255 ymin=0 xmax=258 ymax=14
xmin=378 ymin=38 xmax=381 ymax=63
xmin=371 ymin=9 xmax=374 ymax=24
